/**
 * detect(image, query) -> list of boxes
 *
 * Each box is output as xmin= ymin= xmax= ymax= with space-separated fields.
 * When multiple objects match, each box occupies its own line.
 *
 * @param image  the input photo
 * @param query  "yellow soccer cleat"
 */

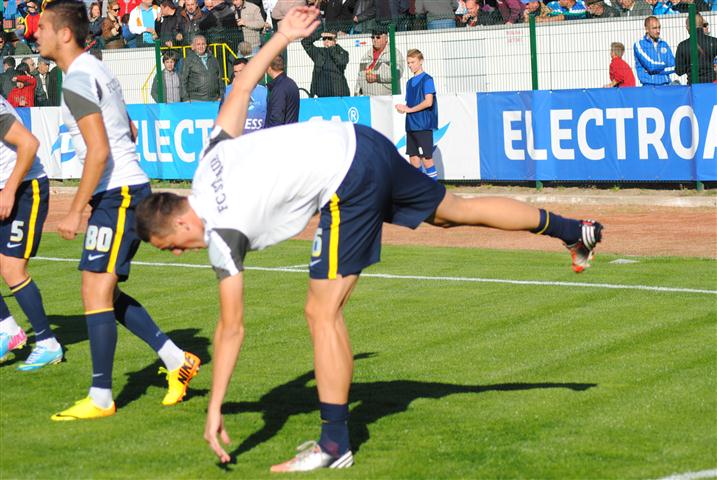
xmin=51 ymin=397 xmax=116 ymax=421
xmin=159 ymin=352 xmax=200 ymax=406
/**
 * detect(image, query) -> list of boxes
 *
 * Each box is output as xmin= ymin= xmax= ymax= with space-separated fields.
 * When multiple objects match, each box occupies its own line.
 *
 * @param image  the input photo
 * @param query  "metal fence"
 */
xmin=1 ymin=7 xmax=714 ymax=105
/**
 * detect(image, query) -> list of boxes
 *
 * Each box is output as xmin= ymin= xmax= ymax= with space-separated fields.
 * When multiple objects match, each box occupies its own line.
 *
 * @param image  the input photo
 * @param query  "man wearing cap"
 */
xmin=355 ymin=27 xmax=402 ymax=96
xmin=301 ymin=28 xmax=350 ymax=98
xmin=675 ymin=12 xmax=717 ymax=84
xmin=585 ymin=0 xmax=621 ymax=17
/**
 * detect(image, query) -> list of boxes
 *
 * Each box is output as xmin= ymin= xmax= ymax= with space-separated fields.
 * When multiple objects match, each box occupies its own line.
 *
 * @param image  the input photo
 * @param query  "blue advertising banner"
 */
xmin=477 ymin=84 xmax=717 ymax=181
xmin=299 ymin=96 xmax=372 ymax=125
xmin=128 ymin=102 xmax=218 ymax=179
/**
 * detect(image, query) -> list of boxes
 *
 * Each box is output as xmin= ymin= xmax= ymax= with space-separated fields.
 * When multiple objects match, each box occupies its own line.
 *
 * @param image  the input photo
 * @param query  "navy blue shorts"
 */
xmin=78 ymin=183 xmax=151 ymax=281
xmin=309 ymin=125 xmax=446 ymax=279
xmin=406 ymin=130 xmax=434 ymax=158
xmin=0 ymin=177 xmax=49 ymax=259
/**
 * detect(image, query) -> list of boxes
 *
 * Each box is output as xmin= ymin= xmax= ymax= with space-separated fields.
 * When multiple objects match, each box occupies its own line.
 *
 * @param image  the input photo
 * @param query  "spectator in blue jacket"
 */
xmin=265 ymin=54 xmax=300 ymax=127
xmin=634 ymin=15 xmax=675 ymax=86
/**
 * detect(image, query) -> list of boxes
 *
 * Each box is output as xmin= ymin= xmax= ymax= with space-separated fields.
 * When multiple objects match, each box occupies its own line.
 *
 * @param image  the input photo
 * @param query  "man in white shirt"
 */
xmin=136 ymin=5 xmax=604 ymax=472
xmin=36 ymin=0 xmax=200 ymax=422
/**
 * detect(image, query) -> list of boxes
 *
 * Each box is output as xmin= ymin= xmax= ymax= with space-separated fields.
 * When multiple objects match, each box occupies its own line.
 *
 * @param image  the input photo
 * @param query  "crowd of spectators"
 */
xmin=0 ymin=0 xmax=715 ymax=108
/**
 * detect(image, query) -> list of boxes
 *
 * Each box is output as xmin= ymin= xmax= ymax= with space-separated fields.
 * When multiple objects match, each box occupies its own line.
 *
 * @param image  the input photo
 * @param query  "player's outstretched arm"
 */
xmin=205 ymin=273 xmax=246 ymax=464
xmin=215 ymin=5 xmax=320 ymax=138
xmin=0 ymin=119 xmax=39 ymax=220
xmin=57 ymin=113 xmax=110 ymax=240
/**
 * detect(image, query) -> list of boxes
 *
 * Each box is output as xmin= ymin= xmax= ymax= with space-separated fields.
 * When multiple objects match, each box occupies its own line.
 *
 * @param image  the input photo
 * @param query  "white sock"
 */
xmin=88 ymin=387 xmax=113 ymax=408
xmin=158 ymin=340 xmax=185 ymax=371
xmin=37 ymin=337 xmax=61 ymax=351
xmin=0 ymin=316 xmax=21 ymax=336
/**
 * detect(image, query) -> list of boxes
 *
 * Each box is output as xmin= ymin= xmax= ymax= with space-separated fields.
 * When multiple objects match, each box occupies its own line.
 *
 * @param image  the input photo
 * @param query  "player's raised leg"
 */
xmin=270 ymin=275 xmax=358 ymax=472
xmin=429 ymin=193 xmax=603 ymax=272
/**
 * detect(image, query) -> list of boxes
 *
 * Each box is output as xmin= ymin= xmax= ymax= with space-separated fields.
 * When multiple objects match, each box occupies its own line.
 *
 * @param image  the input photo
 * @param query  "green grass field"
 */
xmin=1 ymin=235 xmax=715 ymax=479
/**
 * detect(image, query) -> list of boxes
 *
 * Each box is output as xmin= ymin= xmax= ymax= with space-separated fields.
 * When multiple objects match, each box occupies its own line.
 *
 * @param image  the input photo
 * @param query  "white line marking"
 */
xmin=34 ymin=256 xmax=717 ymax=295
xmin=654 ymin=469 xmax=717 ymax=480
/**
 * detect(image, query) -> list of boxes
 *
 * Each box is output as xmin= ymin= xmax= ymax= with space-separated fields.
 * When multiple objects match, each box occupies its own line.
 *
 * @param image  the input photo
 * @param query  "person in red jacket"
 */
xmin=7 ymin=64 xmax=37 ymax=107
xmin=604 ymin=41 xmax=636 ymax=88
xmin=23 ymin=1 xmax=41 ymax=48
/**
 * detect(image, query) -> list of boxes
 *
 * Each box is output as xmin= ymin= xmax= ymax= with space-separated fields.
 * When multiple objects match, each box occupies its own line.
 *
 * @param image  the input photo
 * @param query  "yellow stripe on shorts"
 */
xmin=107 ymin=186 xmax=132 ymax=274
xmin=23 ymin=179 xmax=40 ymax=259
xmin=328 ymin=194 xmax=341 ymax=280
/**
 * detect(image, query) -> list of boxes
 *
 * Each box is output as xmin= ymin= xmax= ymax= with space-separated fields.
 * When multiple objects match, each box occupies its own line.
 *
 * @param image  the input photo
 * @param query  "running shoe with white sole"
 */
xmin=565 ymin=219 xmax=603 ymax=273
xmin=270 ymin=441 xmax=354 ymax=472
xmin=17 ymin=344 xmax=63 ymax=371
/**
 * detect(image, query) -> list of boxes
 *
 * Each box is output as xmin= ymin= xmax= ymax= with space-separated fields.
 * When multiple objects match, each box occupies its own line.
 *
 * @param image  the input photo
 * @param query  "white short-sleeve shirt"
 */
xmin=62 ymin=52 xmax=148 ymax=194
xmin=0 ymin=96 xmax=46 ymax=189
xmin=190 ymin=121 xmax=356 ymax=279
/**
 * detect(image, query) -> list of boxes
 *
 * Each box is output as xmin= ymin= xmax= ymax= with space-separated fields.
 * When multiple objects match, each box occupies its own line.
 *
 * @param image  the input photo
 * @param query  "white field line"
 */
xmin=654 ymin=469 xmax=717 ymax=480
xmin=34 ymin=256 xmax=717 ymax=295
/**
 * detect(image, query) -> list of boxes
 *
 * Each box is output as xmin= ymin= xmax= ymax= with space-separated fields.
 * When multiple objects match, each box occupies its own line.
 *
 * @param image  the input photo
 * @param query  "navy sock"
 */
xmin=531 ymin=209 xmax=581 ymax=245
xmin=86 ymin=310 xmax=117 ymax=389
xmin=11 ymin=278 xmax=53 ymax=341
xmin=0 ymin=296 xmax=10 ymax=320
xmin=318 ymin=402 xmax=350 ymax=458
xmin=114 ymin=291 xmax=168 ymax=351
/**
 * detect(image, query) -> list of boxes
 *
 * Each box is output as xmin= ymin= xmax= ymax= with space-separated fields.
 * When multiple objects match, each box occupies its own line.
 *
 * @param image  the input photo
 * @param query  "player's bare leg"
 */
xmin=429 ymin=193 xmax=603 ymax=272
xmin=270 ymin=275 xmax=358 ymax=472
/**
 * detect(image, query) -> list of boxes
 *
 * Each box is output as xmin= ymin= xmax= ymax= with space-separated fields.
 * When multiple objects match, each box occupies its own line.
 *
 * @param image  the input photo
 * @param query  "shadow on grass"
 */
xmin=219 ymin=352 xmax=597 ymax=468
xmin=113 ymin=328 xmax=211 ymax=408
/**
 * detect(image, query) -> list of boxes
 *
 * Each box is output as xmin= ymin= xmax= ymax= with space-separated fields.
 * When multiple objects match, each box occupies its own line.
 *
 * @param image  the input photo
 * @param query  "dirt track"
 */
xmin=46 ymin=187 xmax=717 ymax=259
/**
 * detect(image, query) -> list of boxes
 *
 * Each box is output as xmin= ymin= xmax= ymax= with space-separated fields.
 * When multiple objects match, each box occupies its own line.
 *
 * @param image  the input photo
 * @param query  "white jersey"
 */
xmin=62 ymin=52 xmax=148 ymax=194
xmin=190 ymin=121 xmax=356 ymax=279
xmin=0 ymin=96 xmax=46 ymax=189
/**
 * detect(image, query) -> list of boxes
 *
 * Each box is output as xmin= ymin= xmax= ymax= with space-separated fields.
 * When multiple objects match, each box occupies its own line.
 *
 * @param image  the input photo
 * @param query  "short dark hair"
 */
xmin=44 ymin=0 xmax=90 ymax=48
xmin=163 ymin=50 xmax=178 ymax=62
xmin=16 ymin=63 xmax=30 ymax=74
xmin=135 ymin=192 xmax=188 ymax=242
xmin=3 ymin=57 xmax=16 ymax=68
xmin=233 ymin=57 xmax=248 ymax=66
xmin=269 ymin=55 xmax=285 ymax=72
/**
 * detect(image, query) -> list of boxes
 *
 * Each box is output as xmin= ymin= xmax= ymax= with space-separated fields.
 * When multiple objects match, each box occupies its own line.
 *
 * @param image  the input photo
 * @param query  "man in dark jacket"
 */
xmin=156 ymin=0 xmax=186 ymax=46
xmin=0 ymin=57 xmax=21 ymax=99
xmin=265 ymin=55 xmax=299 ymax=127
xmin=180 ymin=0 xmax=206 ymax=42
xmin=180 ymin=34 xmax=225 ymax=101
xmin=323 ymin=0 xmax=355 ymax=33
xmin=675 ymin=13 xmax=717 ymax=84
xmin=199 ymin=0 xmax=241 ymax=46
xmin=301 ymin=29 xmax=350 ymax=98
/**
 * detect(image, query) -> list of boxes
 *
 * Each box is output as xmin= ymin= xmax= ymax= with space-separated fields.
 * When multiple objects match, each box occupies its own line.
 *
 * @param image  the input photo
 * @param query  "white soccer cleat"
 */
xmin=270 ymin=441 xmax=354 ymax=473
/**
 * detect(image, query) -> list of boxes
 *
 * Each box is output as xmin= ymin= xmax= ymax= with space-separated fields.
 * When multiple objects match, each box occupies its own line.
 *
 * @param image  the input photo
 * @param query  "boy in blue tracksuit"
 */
xmin=633 ymin=15 xmax=675 ymax=86
xmin=395 ymin=49 xmax=439 ymax=181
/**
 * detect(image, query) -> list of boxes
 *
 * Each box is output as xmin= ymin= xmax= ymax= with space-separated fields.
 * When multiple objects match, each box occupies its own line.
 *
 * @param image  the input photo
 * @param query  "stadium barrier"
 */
xmin=20 ymin=83 xmax=716 ymax=182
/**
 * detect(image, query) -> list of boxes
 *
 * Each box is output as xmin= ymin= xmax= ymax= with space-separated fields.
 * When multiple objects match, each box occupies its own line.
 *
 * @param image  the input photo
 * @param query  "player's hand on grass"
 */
xmin=58 ymin=212 xmax=82 ymax=240
xmin=277 ymin=6 xmax=321 ymax=42
xmin=0 ymin=189 xmax=16 ymax=220
xmin=205 ymin=410 xmax=232 ymax=463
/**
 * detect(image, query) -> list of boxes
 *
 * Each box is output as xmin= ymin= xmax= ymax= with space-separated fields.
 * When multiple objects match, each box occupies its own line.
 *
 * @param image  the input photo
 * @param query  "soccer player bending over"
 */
xmin=36 ymin=0 xmax=200 ymax=421
xmin=0 ymin=96 xmax=63 ymax=371
xmin=135 ymin=5 xmax=603 ymax=471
